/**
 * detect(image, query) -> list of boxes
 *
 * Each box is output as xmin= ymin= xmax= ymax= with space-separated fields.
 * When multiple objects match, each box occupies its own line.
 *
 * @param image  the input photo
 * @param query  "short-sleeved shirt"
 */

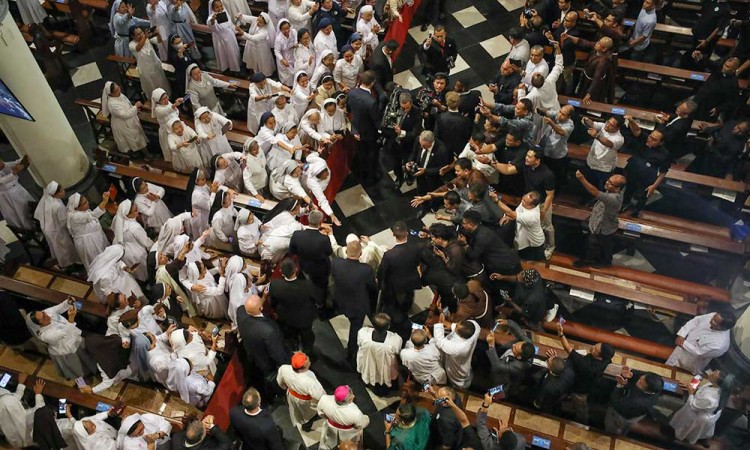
xmin=515 ymin=204 xmax=545 ymax=249
xmin=542 ymin=115 xmax=575 ymax=159
xmin=633 ymin=9 xmax=657 ymax=51
xmin=627 ymin=134 xmax=671 ymax=181
xmin=586 ymin=123 xmax=624 ymax=173
xmin=589 ymin=190 xmax=623 ymax=235
xmin=515 ymin=162 xmax=556 ymax=202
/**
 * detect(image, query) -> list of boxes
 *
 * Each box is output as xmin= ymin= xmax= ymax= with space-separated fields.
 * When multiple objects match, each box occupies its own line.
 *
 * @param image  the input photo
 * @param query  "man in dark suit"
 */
xmin=236 ymin=295 xmax=289 ymax=401
xmin=377 ymin=221 xmax=422 ymax=339
xmin=434 ymin=91 xmax=472 ymax=157
xmin=266 ymin=258 xmax=318 ymax=355
xmin=331 ymin=239 xmax=377 ymax=361
xmin=171 ymin=417 xmax=231 ymax=450
xmin=485 ymin=319 xmax=535 ymax=401
xmin=655 ymin=99 xmax=696 ymax=158
xmin=229 ymin=387 xmax=284 ymax=450
xmin=461 ymin=210 xmax=522 ymax=283
xmin=288 ymin=210 xmax=332 ymax=303
xmin=406 ymin=130 xmax=452 ymax=218
xmin=419 ymin=25 xmax=457 ymax=81
xmin=385 ymin=91 xmax=423 ymax=188
xmin=369 ymin=40 xmax=399 ymax=90
xmin=347 ymin=70 xmax=383 ymax=185
xmin=534 ymin=353 xmax=574 ymax=414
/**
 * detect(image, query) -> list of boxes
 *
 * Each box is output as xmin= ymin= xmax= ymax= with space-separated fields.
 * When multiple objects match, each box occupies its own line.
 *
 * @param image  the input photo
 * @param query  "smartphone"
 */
xmin=95 ymin=402 xmax=111 ymax=412
xmin=167 ymin=317 xmax=176 ymax=325
xmin=75 ymin=377 xmax=86 ymax=388
xmin=75 ymin=301 xmax=83 ymax=311
xmin=690 ymin=375 xmax=702 ymax=391
xmin=409 ymin=229 xmax=419 ymax=236
xmin=411 ymin=322 xmax=423 ymax=330
xmin=182 ymin=93 xmax=191 ymax=103
xmin=534 ymin=345 xmax=540 ymax=354
xmin=384 ymin=413 xmax=395 ymax=423
xmin=58 ymin=399 xmax=67 ymax=414
xmin=0 ymin=373 xmax=10 ymax=388
xmin=433 ymin=397 xmax=447 ymax=405
xmin=491 ymin=321 xmax=500 ymax=333
xmin=147 ymin=26 xmax=157 ymax=34
xmin=499 ymin=290 xmax=511 ymax=302
xmin=531 ymin=436 xmax=552 ymax=449
xmin=211 ymin=326 xmax=220 ymax=337
xmin=663 ymin=380 xmax=679 ymax=393
xmin=422 ymin=383 xmax=430 ymax=392
xmin=488 ymin=385 xmax=504 ymax=396
xmin=188 ymin=136 xmax=198 ymax=143
xmin=490 ymin=429 xmax=498 ymax=440
xmin=558 ymin=315 xmax=566 ymax=325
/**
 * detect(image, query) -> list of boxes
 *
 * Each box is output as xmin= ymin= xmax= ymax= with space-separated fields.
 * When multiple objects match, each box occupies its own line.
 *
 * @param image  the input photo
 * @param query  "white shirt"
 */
xmin=400 ymin=340 xmax=447 ymax=385
xmin=666 ymin=314 xmax=731 ymax=374
xmin=433 ymin=320 xmax=480 ymax=388
xmin=521 ymin=58 xmax=549 ymax=87
xmin=586 ymin=122 xmax=624 ymax=172
xmin=515 ymin=204 xmax=545 ymax=250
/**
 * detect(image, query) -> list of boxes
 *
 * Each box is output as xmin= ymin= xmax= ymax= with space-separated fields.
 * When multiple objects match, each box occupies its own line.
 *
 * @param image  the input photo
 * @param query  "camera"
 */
xmin=378 ymin=86 xmax=406 ymax=146
xmin=447 ymin=56 xmax=455 ymax=69
xmin=403 ymin=161 xmax=419 ymax=185
xmin=536 ymin=107 xmax=548 ymax=117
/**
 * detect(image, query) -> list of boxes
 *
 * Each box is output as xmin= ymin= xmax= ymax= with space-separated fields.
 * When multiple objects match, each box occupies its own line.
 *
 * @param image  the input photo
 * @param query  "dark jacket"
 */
xmin=236 ymin=308 xmax=289 ymax=376
xmin=535 ymin=365 xmax=575 ymax=412
xmin=378 ymin=241 xmax=422 ymax=295
xmin=369 ymin=42 xmax=394 ymax=88
xmin=397 ymin=106 xmax=423 ymax=152
xmin=229 ymin=406 xmax=284 ymax=450
xmin=465 ymin=225 xmax=522 ymax=275
xmin=434 ymin=111 xmax=472 ymax=156
xmin=289 ymin=228 xmax=332 ymax=282
xmin=419 ymin=36 xmax=458 ymax=76
xmin=268 ymin=278 xmax=318 ymax=330
xmin=171 ymin=425 xmax=231 ymax=450
xmin=331 ymin=258 xmax=377 ymax=319
xmin=407 ymin=139 xmax=452 ymax=193
xmin=487 ymin=320 xmax=533 ymax=389
xmin=347 ymin=86 xmax=382 ymax=140
xmin=656 ymin=115 xmax=692 ymax=156
xmin=493 ymin=71 xmax=522 ymax=104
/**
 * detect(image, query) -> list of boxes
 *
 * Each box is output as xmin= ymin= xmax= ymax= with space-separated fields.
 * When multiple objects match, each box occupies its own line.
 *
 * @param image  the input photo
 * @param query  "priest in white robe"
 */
xmin=432 ymin=318 xmax=480 ymax=388
xmin=356 ymin=313 xmax=403 ymax=388
xmin=317 ymin=386 xmax=370 ymax=449
xmin=666 ymin=312 xmax=734 ymax=374
xmin=66 ymin=192 xmax=110 ymax=271
xmin=0 ymin=157 xmax=34 ymax=229
xmin=34 ymin=181 xmax=79 ymax=268
xmin=0 ymin=376 xmax=45 ymax=448
xmin=116 ymin=413 xmax=172 ymax=450
xmin=277 ymin=352 xmax=326 ymax=429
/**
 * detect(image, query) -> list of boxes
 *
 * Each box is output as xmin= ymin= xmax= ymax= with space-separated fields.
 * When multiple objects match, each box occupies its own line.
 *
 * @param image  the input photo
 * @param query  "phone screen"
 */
xmin=75 ymin=301 xmax=83 ymax=311
xmin=531 ymin=436 xmax=551 ymax=449
xmin=663 ymin=381 xmax=678 ymax=393
xmin=58 ymin=399 xmax=67 ymax=414
xmin=411 ymin=322 xmax=423 ymax=330
xmin=409 ymin=229 xmax=419 ymax=236
xmin=384 ymin=413 xmax=395 ymax=422
xmin=95 ymin=402 xmax=111 ymax=412
xmin=0 ymin=373 xmax=10 ymax=388
xmin=212 ymin=326 xmax=220 ymax=337
xmin=75 ymin=377 xmax=86 ymax=388
xmin=488 ymin=385 xmax=504 ymax=395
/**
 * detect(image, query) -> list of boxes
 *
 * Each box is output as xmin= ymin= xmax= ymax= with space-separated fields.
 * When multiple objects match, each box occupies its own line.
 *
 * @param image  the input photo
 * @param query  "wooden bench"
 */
xmin=41 ymin=0 xmax=94 ymax=49
xmin=616 ymin=58 xmax=749 ymax=90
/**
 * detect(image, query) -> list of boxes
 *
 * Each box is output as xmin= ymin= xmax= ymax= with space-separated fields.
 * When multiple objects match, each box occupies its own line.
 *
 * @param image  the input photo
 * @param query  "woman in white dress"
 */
xmin=242 ymin=138 xmax=268 ymax=202
xmin=152 ymin=211 xmax=192 ymax=256
xmin=211 ymin=152 xmax=245 ymax=191
xmin=670 ymin=371 xmax=735 ymax=445
xmin=274 ymin=19 xmax=298 ymax=86
xmin=185 ymin=64 xmax=234 ymax=114
xmin=129 ymin=26 xmax=170 ymax=98
xmin=258 ymin=198 xmax=303 ymax=263
xmin=299 ymin=109 xmax=333 ymax=149
xmin=356 ymin=5 xmax=381 ymax=52
xmin=333 ymin=45 xmax=364 ymax=91
xmin=16 ymin=0 xmax=48 ymax=25
xmin=294 ymin=28 xmax=316 ymax=76
xmin=310 ymin=49 xmax=335 ymax=88
xmin=313 ymin=18 xmax=338 ymax=66
xmin=302 ymin=151 xmax=340 ymax=225
xmin=236 ymin=12 xmax=276 ymax=76
xmin=186 ymin=169 xmax=217 ymax=239
xmin=168 ymin=118 xmax=205 ymax=174
xmin=208 ymin=0 xmax=241 ymax=73
xmin=34 ymin=181 xmax=79 ymax=268
xmin=288 ymin=0 xmax=318 ymax=33
xmin=87 ymin=244 xmax=145 ymax=303
xmin=209 ymin=190 xmax=237 ymax=248
xmin=151 ymin=88 xmax=184 ymax=162
xmin=132 ymin=177 xmax=173 ymax=231
xmin=290 ymin=71 xmax=315 ymax=119
xmin=271 ymin=95 xmax=299 ymax=131
xmin=0 ymin=157 xmax=34 ymax=230
xmin=269 ymin=159 xmax=312 ymax=204
xmin=111 ymin=200 xmax=153 ymax=282
xmin=255 ymin=113 xmax=278 ymax=156
xmin=319 ymin=97 xmax=349 ymax=137
xmin=267 ymin=124 xmax=304 ymax=172
xmin=147 ymin=0 xmax=171 ymax=61
xmin=246 ymin=73 xmax=290 ymax=134
xmin=235 ymin=209 xmax=261 ymax=256
xmin=183 ymin=261 xmax=229 ymax=319
xmin=101 ymin=81 xmax=149 ymax=155
xmin=113 ymin=2 xmax=150 ymax=58
xmin=194 ymin=107 xmax=233 ymax=157
xmin=67 ymin=192 xmax=110 ymax=272
xmin=267 ymin=0 xmax=289 ymax=26
xmin=314 ymin=74 xmax=337 ymax=108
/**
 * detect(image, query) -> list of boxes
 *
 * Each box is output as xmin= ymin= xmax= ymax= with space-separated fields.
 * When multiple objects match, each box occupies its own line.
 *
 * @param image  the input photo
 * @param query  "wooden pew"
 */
xmin=616 ymin=58 xmax=749 ymax=90
xmin=43 ymin=0 xmax=94 ymax=50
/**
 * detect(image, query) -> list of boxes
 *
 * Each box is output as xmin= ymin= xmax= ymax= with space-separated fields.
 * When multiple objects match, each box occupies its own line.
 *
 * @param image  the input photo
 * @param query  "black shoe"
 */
xmin=572 ymin=259 xmax=592 ymax=268
xmin=590 ymin=262 xmax=612 ymax=269
xmin=421 ymin=23 xmax=428 ymax=31
xmin=629 ymin=209 xmax=641 ymax=218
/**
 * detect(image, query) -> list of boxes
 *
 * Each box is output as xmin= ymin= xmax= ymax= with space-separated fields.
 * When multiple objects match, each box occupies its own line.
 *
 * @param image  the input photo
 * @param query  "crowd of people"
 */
xmin=1 ymin=0 xmax=750 ymax=449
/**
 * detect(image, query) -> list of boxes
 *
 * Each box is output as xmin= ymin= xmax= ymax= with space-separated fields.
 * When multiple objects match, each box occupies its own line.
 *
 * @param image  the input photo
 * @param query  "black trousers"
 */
xmin=354 ymin=137 xmax=380 ymax=184
xmin=623 ymin=162 xmax=657 ymax=211
xmin=380 ymin=290 xmax=415 ymax=342
xmin=585 ymin=232 xmax=615 ymax=265
xmin=281 ymin=324 xmax=316 ymax=356
xmin=545 ymin=155 xmax=569 ymax=190
xmin=346 ymin=315 xmax=365 ymax=359
xmin=421 ymin=0 xmax=446 ymax=25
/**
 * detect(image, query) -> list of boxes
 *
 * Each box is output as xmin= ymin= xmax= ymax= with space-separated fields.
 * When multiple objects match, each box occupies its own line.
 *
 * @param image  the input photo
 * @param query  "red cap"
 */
xmin=291 ymin=352 xmax=308 ymax=369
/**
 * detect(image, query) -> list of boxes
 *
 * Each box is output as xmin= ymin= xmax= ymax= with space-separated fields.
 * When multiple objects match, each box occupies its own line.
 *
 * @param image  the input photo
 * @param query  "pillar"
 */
xmin=0 ymin=9 xmax=92 ymax=189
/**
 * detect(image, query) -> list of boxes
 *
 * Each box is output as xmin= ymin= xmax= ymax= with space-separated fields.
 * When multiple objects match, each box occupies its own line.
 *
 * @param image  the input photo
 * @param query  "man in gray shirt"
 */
xmin=540 ymin=105 xmax=575 ymax=189
xmin=573 ymin=170 xmax=626 ymax=268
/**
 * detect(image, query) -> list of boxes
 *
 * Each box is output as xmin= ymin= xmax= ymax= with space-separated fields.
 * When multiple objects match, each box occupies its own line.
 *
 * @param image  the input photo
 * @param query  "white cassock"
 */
xmin=151 ymin=88 xmax=179 ymax=162
xmin=247 ymin=78 xmax=285 ymax=134
xmin=189 ymin=181 xmax=212 ymax=239
xmin=208 ymin=13 xmax=241 ymax=72
xmin=242 ymin=150 xmax=268 ymax=197
xmin=356 ymin=328 xmax=403 ymax=387
xmin=317 ymin=396 xmax=370 ymax=449
xmin=276 ymin=365 xmax=326 ymax=426
xmin=274 ymin=20 xmax=298 ymax=86
xmin=328 ymin=233 xmax=385 ymax=273
xmin=34 ymin=181 xmax=79 ymax=268
xmin=133 ymin=184 xmax=173 ymax=230
xmin=301 ymin=151 xmax=333 ymax=216
xmin=66 ymin=194 xmax=109 ymax=272
xmin=433 ymin=320 xmax=480 ymax=388
xmin=88 ymin=245 xmax=145 ymax=302
xmin=0 ymin=384 xmax=45 ymax=448
xmin=294 ymin=42 xmax=316 ymax=76
xmin=194 ymin=109 xmax=233 ymax=157
xmin=147 ymin=1 xmax=171 ymax=61
xmin=129 ymin=38 xmax=171 ymax=99
xmin=112 ymin=200 xmax=153 ymax=282
xmin=102 ymin=84 xmax=148 ymax=154
xmin=666 ymin=313 xmax=731 ymax=374
xmin=167 ymin=119 xmax=205 ymax=174
xmin=400 ymin=340 xmax=448 ymax=385
xmin=213 ymin=152 xmax=245 ymax=191
xmin=16 ymin=0 xmax=48 ymax=25
xmin=236 ymin=209 xmax=261 ymax=256
xmin=227 ymin=273 xmax=257 ymax=326
xmin=258 ymin=210 xmax=303 ymax=261
xmin=182 ymin=262 xmax=229 ymax=320
xmin=313 ymin=31 xmax=338 ymax=67
xmin=37 ymin=302 xmax=96 ymax=379
xmin=211 ymin=204 xmax=237 ymax=246
xmin=0 ymin=159 xmax=34 ymax=229
xmin=669 ymin=382 xmax=722 ymax=444
xmin=117 ymin=413 xmax=171 ymax=450
xmin=72 ymin=411 xmax=117 ymax=450
xmin=238 ymin=13 xmax=276 ymax=76
xmin=172 ymin=330 xmax=218 ymax=374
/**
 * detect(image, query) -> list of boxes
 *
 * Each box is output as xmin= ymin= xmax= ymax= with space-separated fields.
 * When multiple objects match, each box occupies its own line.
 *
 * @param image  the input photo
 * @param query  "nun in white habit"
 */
xmin=0 ymin=157 xmax=35 ymax=229
xmin=116 ymin=412 xmax=171 ymax=450
xmin=310 ymin=49 xmax=336 ymax=89
xmin=294 ymin=28 xmax=316 ymax=75
xmin=34 ymin=181 xmax=79 ymax=268
xmin=101 ymin=81 xmax=148 ymax=154
xmin=225 ymin=255 xmax=258 ymax=325
xmin=269 ymin=159 xmax=311 ymax=203
xmin=299 ymin=109 xmax=333 ymax=148
xmin=267 ymin=0 xmax=289 ymax=26
xmin=302 ymin=151 xmax=340 ymax=225
xmin=152 ymin=211 xmax=192 ymax=255
xmin=237 ymin=12 xmax=276 ymax=76
xmin=194 ymin=106 xmax=233 ymax=157
xmin=235 ymin=208 xmax=261 ymax=256
xmin=71 ymin=411 xmax=118 ymax=450
xmin=267 ymin=124 xmax=303 ymax=173
xmin=291 ymin=70 xmax=315 ymax=119
xmin=209 ymin=190 xmax=237 ymax=248
xmin=132 ymin=177 xmax=173 ymax=231
xmin=182 ymin=261 xmax=229 ymax=319
xmin=256 ymin=112 xmax=279 ymax=153
xmin=356 ymin=5 xmax=381 ymax=51
xmin=247 ymin=73 xmax=287 ymax=134
xmin=112 ymin=200 xmax=153 ymax=282
xmin=258 ymin=198 xmax=304 ymax=262
xmin=242 ymin=138 xmax=268 ymax=201
xmin=670 ymin=371 xmax=734 ymax=445
xmin=275 ymin=19 xmax=298 ymax=86
xmin=88 ymin=245 xmax=145 ymax=303
xmin=271 ymin=95 xmax=300 ymax=131
xmin=167 ymin=117 xmax=205 ymax=174
xmin=66 ymin=192 xmax=109 ymax=272
xmin=0 ymin=378 xmax=45 ymax=448
xmin=146 ymin=332 xmax=177 ymax=386
xmin=185 ymin=64 xmax=234 ymax=114
xmin=211 ymin=152 xmax=246 ymax=191
xmin=313 ymin=18 xmax=338 ymax=66
xmin=167 ymin=357 xmax=215 ymax=407
xmin=288 ymin=0 xmax=316 ymax=32
xmin=150 ymin=88 xmax=183 ymax=162
xmin=208 ymin=0 xmax=242 ymax=72
xmin=319 ymin=97 xmax=349 ymax=136
xmin=186 ymin=169 xmax=215 ymax=238
xmin=170 ymin=327 xmax=218 ymax=374
xmin=146 ymin=0 xmax=171 ymax=61
xmin=129 ymin=26 xmax=170 ymax=99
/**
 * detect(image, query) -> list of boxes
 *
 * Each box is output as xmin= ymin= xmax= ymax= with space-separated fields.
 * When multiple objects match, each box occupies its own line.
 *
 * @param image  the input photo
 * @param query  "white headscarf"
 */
xmin=243 ymin=137 xmax=258 ymax=154
xmin=166 ymin=357 xmax=192 ymax=403
xmin=185 ymin=63 xmax=202 ymax=92
xmin=318 ymin=49 xmax=335 ymax=67
xmin=172 ymin=234 xmax=191 ymax=260
xmin=73 ymin=415 xmax=117 ymax=450
xmin=223 ymin=255 xmax=244 ymax=280
xmin=67 ymin=193 xmax=82 ymax=214
xmin=234 ymin=209 xmax=251 ymax=231
xmin=87 ymin=245 xmax=125 ymax=284
xmin=116 ymin=413 xmax=142 ymax=450
xmin=153 ymin=215 xmax=184 ymax=253
xmin=273 ymin=159 xmax=299 ymax=183
xmin=293 ymin=70 xmax=309 ymax=93
xmin=259 ymin=12 xmax=276 ymax=47
xmin=34 ymin=181 xmax=60 ymax=234
xmin=186 ymin=261 xmax=203 ymax=285
xmin=170 ymin=328 xmax=188 ymax=352
xmin=150 ymin=88 xmax=168 ymax=118
xmin=101 ymin=81 xmax=114 ymax=117
xmin=194 ymin=106 xmax=211 ymax=122
xmin=305 ymin=151 xmax=329 ymax=178
xmin=357 ymin=4 xmax=374 ymax=22
xmin=322 ymin=97 xmax=337 ymax=109
xmin=167 ymin=117 xmax=182 ymax=134
xmin=111 ymin=199 xmax=133 ymax=245
xmin=276 ymin=18 xmax=297 ymax=47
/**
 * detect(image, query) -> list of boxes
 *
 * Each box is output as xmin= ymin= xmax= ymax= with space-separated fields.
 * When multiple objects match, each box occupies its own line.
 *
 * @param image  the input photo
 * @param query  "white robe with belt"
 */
xmin=92 ymin=260 xmax=145 ymax=302
xmin=0 ymin=160 xmax=34 ymax=229
xmin=246 ymin=79 xmax=284 ymax=134
xmin=276 ymin=365 xmax=326 ymax=426
xmin=356 ymin=328 xmax=402 ymax=387
xmin=129 ymin=38 xmax=171 ymax=99
xmin=666 ymin=314 xmax=731 ymax=374
xmin=67 ymin=207 xmax=109 ymax=271
xmin=107 ymin=94 xmax=148 ymax=153
xmin=317 ymin=396 xmax=370 ymax=449
xmin=190 ymin=185 xmax=212 ymax=239
xmin=208 ymin=15 xmax=242 ymax=72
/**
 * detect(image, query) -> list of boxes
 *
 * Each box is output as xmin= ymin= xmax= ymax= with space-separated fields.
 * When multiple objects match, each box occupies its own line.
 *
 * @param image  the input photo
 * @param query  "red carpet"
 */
xmin=384 ymin=0 xmax=422 ymax=62
xmin=203 ymin=353 xmax=245 ymax=431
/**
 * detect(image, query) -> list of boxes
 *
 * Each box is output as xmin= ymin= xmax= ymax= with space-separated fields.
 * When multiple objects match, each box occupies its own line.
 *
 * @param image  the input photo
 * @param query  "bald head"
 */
xmin=597 ymin=37 xmax=613 ymax=52
xmin=338 ymin=441 xmax=358 ymax=450
xmin=606 ymin=174 xmax=626 ymax=193
xmin=244 ymin=295 xmax=263 ymax=315
xmin=346 ymin=240 xmax=362 ymax=259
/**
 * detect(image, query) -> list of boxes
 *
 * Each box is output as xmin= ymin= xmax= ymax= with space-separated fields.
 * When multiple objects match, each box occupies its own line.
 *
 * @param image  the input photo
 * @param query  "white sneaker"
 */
xmin=544 ymin=248 xmax=554 ymax=260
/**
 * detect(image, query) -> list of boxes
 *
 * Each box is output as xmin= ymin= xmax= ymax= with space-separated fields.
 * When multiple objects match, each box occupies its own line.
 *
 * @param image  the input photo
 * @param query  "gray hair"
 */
xmin=530 ymin=45 xmax=544 ymax=54
xmin=308 ymin=210 xmax=324 ymax=227
xmin=682 ymin=99 xmax=697 ymax=114
xmin=419 ymin=130 xmax=435 ymax=143
xmin=399 ymin=92 xmax=413 ymax=103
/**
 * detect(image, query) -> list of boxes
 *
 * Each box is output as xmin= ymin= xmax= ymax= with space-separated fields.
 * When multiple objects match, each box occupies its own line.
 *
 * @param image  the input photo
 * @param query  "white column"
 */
xmin=733 ymin=306 xmax=750 ymax=358
xmin=0 ymin=11 xmax=90 ymax=188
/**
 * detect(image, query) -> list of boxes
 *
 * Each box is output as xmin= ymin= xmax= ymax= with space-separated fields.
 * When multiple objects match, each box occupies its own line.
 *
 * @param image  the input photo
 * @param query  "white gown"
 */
xmin=271 ymin=105 xmax=299 ymax=130
xmin=276 ymin=365 xmax=326 ymax=426
xmin=182 ymin=263 xmax=229 ymax=319
xmin=211 ymin=205 xmax=237 ymax=245
xmin=35 ymin=195 xmax=79 ymax=268
xmin=301 ymin=152 xmax=333 ymax=216
xmin=71 ymin=411 xmax=118 ymax=450
xmin=237 ymin=219 xmax=261 ymax=255
xmin=129 ymin=38 xmax=171 ymax=98
xmin=208 ymin=14 xmax=241 ymax=72
xmin=666 ymin=314 xmax=731 ymax=374
xmin=134 ymin=183 xmax=173 ymax=230
xmin=669 ymin=383 xmax=722 ymax=444
xmin=195 ymin=113 xmax=233 ymax=157
xmin=0 ymin=160 xmax=34 ymax=229
xmin=293 ymin=43 xmax=316 ymax=77
xmin=242 ymin=152 xmax=268 ymax=196
xmin=67 ymin=207 xmax=109 ymax=272
xmin=317 ymin=395 xmax=370 ymax=449
xmin=356 ymin=17 xmax=380 ymax=51
xmin=190 ymin=185 xmax=212 ymax=239
xmin=118 ymin=413 xmax=171 ymax=450
xmin=313 ymin=31 xmax=338 ymax=67
xmin=274 ymin=24 xmax=298 ymax=86
xmin=106 ymin=94 xmax=148 ymax=153
xmin=227 ymin=272 xmax=257 ymax=326
xmin=246 ymin=78 xmax=284 ymax=134
xmin=356 ymin=328 xmax=403 ymax=387
xmin=258 ymin=211 xmax=302 ymax=261
xmin=238 ymin=15 xmax=276 ymax=76
xmin=147 ymin=1 xmax=171 ymax=61
xmin=186 ymin=73 xmax=231 ymax=115
xmin=152 ymin=100 xmax=179 ymax=162
xmin=114 ymin=217 xmax=153 ymax=282
xmin=0 ymin=384 xmax=44 ymax=448
xmin=213 ymin=152 xmax=245 ymax=191
xmin=288 ymin=0 xmax=315 ymax=32
xmin=91 ymin=260 xmax=145 ymax=303
xmin=168 ymin=124 xmax=205 ymax=174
